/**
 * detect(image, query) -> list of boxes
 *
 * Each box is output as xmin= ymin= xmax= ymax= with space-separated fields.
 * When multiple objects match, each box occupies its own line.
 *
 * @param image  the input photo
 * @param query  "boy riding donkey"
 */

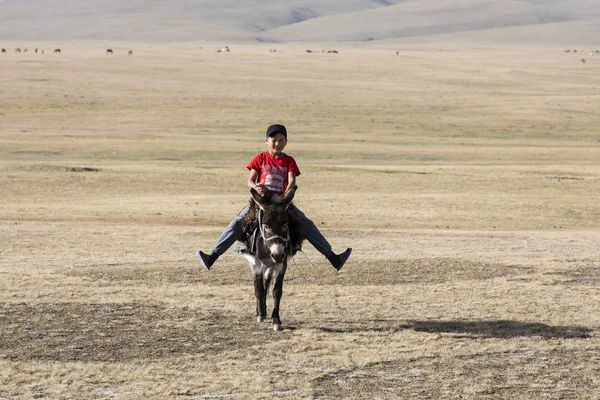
xmin=195 ymin=124 xmax=352 ymax=271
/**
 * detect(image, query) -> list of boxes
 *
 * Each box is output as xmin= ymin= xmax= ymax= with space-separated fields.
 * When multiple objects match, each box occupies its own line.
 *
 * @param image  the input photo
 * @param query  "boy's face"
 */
xmin=266 ymin=133 xmax=287 ymax=156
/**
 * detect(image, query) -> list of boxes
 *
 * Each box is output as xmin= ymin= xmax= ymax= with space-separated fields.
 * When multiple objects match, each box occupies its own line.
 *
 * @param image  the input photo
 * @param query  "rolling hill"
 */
xmin=0 ymin=0 xmax=599 ymax=45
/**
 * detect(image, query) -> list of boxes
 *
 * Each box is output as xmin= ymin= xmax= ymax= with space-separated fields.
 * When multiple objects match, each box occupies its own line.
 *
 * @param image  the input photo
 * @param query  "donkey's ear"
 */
xmin=250 ymin=188 xmax=265 ymax=207
xmin=282 ymin=185 xmax=297 ymax=204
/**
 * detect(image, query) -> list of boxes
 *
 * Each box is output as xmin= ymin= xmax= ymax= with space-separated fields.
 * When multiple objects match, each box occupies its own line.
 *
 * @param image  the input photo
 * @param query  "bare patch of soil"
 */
xmin=312 ymin=348 xmax=600 ymax=399
xmin=0 ymin=302 xmax=284 ymax=362
xmin=544 ymin=259 xmax=600 ymax=286
xmin=65 ymin=258 xmax=531 ymax=287
xmin=331 ymin=259 xmax=532 ymax=286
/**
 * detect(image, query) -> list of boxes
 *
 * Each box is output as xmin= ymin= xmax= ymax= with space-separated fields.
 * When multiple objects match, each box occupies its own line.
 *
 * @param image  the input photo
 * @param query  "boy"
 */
xmin=195 ymin=123 xmax=352 ymax=271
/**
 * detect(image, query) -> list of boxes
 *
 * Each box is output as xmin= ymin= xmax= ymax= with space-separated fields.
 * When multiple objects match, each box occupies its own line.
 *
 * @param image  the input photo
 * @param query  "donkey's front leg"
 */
xmin=254 ymin=273 xmax=267 ymax=322
xmin=271 ymin=264 xmax=287 ymax=331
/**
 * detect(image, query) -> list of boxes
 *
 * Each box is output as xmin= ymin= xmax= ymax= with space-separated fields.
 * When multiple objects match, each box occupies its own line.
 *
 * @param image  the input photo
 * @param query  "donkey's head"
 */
xmin=251 ymin=187 xmax=296 ymax=264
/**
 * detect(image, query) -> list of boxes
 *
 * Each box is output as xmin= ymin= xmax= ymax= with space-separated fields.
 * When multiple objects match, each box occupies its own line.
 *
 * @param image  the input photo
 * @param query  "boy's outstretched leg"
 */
xmin=294 ymin=206 xmax=352 ymax=271
xmin=195 ymin=205 xmax=250 ymax=271
xmin=327 ymin=248 xmax=352 ymax=271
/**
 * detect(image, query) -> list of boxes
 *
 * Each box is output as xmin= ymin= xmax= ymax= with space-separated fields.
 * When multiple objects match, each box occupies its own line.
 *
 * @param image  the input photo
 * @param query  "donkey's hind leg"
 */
xmin=254 ymin=273 xmax=267 ymax=322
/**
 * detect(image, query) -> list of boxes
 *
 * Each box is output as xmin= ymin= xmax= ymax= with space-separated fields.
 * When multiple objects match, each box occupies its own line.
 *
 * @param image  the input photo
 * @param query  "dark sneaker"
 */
xmin=328 ymin=248 xmax=352 ymax=271
xmin=195 ymin=250 xmax=217 ymax=270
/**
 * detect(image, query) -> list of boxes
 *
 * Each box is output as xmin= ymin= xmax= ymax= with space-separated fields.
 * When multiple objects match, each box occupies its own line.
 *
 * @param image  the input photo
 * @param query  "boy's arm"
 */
xmin=248 ymin=169 xmax=259 ymax=189
xmin=248 ymin=169 xmax=267 ymax=195
xmin=285 ymin=171 xmax=297 ymax=194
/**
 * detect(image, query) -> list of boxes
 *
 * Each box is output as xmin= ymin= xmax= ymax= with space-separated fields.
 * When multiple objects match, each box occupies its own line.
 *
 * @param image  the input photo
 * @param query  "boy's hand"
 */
xmin=254 ymin=184 xmax=267 ymax=196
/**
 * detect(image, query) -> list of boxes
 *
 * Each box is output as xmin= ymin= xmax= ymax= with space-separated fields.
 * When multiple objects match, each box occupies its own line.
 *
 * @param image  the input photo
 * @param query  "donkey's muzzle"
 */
xmin=269 ymin=243 xmax=286 ymax=264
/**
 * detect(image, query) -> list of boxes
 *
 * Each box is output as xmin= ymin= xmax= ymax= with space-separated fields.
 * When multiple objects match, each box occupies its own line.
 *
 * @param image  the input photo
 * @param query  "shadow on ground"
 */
xmin=317 ymin=319 xmax=592 ymax=339
xmin=401 ymin=319 xmax=592 ymax=339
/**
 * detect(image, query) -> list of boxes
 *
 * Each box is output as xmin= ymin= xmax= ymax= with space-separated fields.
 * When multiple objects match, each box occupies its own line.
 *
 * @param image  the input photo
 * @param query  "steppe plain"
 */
xmin=1 ymin=42 xmax=600 ymax=399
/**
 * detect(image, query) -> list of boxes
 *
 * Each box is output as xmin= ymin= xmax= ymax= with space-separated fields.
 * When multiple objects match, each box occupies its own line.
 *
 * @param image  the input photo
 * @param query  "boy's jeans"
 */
xmin=212 ymin=205 xmax=333 ymax=257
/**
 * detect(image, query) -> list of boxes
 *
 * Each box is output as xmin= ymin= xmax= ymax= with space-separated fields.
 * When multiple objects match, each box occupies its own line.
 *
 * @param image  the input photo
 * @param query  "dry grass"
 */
xmin=1 ymin=43 xmax=600 ymax=399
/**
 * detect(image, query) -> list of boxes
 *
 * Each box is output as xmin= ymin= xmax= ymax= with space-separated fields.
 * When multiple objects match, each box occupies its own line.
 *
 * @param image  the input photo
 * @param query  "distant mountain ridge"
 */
xmin=1 ymin=0 xmax=599 ymax=45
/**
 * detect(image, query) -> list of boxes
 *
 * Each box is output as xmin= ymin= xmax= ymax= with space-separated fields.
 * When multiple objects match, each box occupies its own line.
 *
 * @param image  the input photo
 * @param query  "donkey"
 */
xmin=237 ymin=186 xmax=303 ymax=331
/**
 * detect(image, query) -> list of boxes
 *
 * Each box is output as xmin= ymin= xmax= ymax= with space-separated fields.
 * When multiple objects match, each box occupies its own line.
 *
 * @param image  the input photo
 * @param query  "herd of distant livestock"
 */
xmin=1 ymin=46 xmax=341 ymax=55
xmin=2 ymin=47 xmax=600 ymax=61
xmin=564 ymin=48 xmax=600 ymax=64
xmin=2 ymin=47 xmax=133 ymax=55
xmin=2 ymin=47 xmax=60 ymax=54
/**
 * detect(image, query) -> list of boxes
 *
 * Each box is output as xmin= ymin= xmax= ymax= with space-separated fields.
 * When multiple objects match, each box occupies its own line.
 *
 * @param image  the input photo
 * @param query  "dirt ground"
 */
xmin=1 ymin=42 xmax=599 ymax=399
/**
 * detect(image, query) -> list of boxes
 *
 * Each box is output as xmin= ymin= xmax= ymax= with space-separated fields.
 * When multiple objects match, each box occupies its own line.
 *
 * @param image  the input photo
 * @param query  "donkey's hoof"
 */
xmin=257 ymin=316 xmax=265 ymax=323
xmin=273 ymin=323 xmax=283 ymax=332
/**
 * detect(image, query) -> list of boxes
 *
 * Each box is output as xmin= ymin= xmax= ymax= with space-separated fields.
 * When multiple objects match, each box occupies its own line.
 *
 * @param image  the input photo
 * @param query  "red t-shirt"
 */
xmin=247 ymin=152 xmax=301 ymax=194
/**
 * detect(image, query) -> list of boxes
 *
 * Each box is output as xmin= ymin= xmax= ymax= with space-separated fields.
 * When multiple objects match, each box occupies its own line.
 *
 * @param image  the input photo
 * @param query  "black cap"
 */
xmin=266 ymin=124 xmax=287 ymax=138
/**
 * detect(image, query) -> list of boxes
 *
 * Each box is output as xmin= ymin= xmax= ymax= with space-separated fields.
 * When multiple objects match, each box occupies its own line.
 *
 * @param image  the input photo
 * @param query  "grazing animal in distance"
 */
xmin=236 ymin=187 xmax=304 ymax=332
xmin=128 ymin=50 xmax=133 ymax=55
xmin=15 ymin=48 xmax=21 ymax=53
xmin=1 ymin=48 xmax=6 ymax=54
xmin=53 ymin=48 xmax=61 ymax=54
xmin=106 ymin=49 xmax=113 ymax=54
